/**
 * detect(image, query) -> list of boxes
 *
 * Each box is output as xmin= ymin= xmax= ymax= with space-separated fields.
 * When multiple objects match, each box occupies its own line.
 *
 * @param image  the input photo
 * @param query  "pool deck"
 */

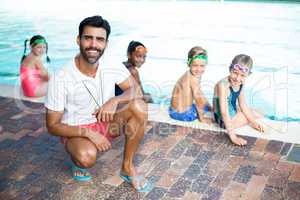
xmin=0 ymin=95 xmax=300 ymax=200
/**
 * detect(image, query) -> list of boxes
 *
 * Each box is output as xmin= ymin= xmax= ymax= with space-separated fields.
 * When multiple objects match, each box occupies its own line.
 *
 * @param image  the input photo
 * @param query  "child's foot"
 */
xmin=228 ymin=133 xmax=247 ymax=146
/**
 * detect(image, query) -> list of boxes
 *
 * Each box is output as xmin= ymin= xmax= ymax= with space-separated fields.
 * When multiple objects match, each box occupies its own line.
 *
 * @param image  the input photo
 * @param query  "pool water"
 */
xmin=0 ymin=0 xmax=300 ymax=122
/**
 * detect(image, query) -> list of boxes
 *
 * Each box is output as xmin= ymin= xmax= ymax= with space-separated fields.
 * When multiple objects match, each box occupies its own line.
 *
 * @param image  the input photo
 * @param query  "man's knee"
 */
xmin=73 ymin=147 xmax=97 ymax=168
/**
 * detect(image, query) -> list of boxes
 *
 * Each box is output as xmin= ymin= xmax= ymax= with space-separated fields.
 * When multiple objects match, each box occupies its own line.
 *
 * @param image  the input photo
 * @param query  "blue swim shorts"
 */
xmin=169 ymin=104 xmax=209 ymax=122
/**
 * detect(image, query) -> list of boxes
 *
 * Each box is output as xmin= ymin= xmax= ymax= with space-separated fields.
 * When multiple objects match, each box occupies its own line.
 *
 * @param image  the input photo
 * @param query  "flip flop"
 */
xmin=120 ymin=173 xmax=153 ymax=193
xmin=71 ymin=162 xmax=92 ymax=181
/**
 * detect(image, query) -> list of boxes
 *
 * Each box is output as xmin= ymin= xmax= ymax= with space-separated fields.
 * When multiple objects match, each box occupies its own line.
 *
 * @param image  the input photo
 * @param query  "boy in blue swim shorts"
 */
xmin=169 ymin=46 xmax=212 ymax=123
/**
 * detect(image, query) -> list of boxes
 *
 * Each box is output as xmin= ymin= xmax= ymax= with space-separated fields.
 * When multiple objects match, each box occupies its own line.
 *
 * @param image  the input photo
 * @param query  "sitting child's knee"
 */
xmin=129 ymin=99 xmax=148 ymax=118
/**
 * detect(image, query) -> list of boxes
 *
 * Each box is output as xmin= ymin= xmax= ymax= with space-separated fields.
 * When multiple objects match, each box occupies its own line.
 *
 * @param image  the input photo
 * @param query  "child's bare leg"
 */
xmin=228 ymin=112 xmax=249 ymax=146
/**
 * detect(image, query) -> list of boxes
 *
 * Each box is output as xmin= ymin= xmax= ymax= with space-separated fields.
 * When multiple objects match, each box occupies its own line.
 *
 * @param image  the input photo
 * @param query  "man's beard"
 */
xmin=80 ymin=46 xmax=104 ymax=65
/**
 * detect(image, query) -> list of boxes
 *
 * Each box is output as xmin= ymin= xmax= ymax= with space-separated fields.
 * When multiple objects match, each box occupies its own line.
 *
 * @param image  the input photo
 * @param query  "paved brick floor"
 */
xmin=0 ymin=97 xmax=299 ymax=200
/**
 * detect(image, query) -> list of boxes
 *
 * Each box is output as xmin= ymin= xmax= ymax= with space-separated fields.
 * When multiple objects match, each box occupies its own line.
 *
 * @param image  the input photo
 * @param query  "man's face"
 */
xmin=77 ymin=25 xmax=108 ymax=64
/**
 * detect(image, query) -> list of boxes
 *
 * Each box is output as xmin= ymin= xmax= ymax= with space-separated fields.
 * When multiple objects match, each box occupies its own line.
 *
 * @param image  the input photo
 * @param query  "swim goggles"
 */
xmin=187 ymin=54 xmax=208 ymax=65
xmin=135 ymin=45 xmax=147 ymax=54
xmin=230 ymin=64 xmax=250 ymax=74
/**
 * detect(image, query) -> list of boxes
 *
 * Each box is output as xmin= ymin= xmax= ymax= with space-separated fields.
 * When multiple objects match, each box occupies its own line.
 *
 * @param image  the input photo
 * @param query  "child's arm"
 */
xmin=129 ymin=68 xmax=146 ymax=94
xmin=36 ymin=61 xmax=49 ymax=81
xmin=218 ymin=83 xmax=234 ymax=130
xmin=195 ymin=85 xmax=213 ymax=111
xmin=238 ymin=90 xmax=264 ymax=132
xmin=190 ymin=78 xmax=211 ymax=123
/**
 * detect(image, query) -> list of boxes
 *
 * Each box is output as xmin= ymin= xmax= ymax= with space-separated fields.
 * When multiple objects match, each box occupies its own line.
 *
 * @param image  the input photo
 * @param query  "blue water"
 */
xmin=0 ymin=0 xmax=300 ymax=122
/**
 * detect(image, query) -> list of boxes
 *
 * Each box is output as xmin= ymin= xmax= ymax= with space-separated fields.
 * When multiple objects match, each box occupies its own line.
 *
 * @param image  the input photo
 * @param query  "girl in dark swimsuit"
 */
xmin=115 ymin=41 xmax=153 ymax=103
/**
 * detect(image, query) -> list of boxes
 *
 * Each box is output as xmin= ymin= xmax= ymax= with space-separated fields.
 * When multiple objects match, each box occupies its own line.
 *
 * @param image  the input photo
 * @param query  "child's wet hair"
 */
xmin=230 ymin=54 xmax=253 ymax=71
xmin=187 ymin=46 xmax=207 ymax=60
xmin=127 ymin=41 xmax=146 ymax=55
xmin=21 ymin=35 xmax=50 ymax=64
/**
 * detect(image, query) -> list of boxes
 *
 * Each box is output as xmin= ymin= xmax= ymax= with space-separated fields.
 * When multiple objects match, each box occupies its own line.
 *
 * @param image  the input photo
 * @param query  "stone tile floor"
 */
xmin=0 ymin=97 xmax=299 ymax=200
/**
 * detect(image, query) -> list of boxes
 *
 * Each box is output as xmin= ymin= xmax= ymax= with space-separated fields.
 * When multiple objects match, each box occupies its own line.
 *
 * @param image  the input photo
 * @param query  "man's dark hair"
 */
xmin=79 ymin=15 xmax=111 ymax=40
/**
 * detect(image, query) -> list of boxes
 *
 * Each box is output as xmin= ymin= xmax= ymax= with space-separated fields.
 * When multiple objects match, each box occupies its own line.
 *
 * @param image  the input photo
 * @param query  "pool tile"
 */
xmin=265 ymin=140 xmax=283 ymax=154
xmin=261 ymin=186 xmax=284 ymax=200
xmin=287 ymin=144 xmax=300 ymax=163
xmin=145 ymin=187 xmax=167 ymax=200
xmin=166 ymin=177 xmax=192 ymax=198
xmin=190 ymin=174 xmax=213 ymax=193
xmin=267 ymin=169 xmax=290 ymax=189
xmin=280 ymin=142 xmax=292 ymax=156
xmin=211 ymin=170 xmax=235 ymax=189
xmin=284 ymin=181 xmax=300 ymax=200
xmin=221 ymin=181 xmax=247 ymax=200
xmin=252 ymin=138 xmax=269 ymax=152
xmin=155 ymin=171 xmax=180 ymax=188
xmin=0 ymin=97 xmax=300 ymax=200
xmin=201 ymin=187 xmax=222 ymax=200
xmin=289 ymin=165 xmax=300 ymax=182
xmin=233 ymin=165 xmax=256 ymax=184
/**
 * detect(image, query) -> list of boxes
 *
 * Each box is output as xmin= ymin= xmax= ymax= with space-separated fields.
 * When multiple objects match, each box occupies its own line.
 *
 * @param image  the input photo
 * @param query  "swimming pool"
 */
xmin=0 ymin=0 xmax=300 ymax=122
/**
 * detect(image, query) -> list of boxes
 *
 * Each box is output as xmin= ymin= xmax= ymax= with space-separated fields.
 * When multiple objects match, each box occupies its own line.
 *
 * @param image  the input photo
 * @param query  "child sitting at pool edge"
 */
xmin=115 ymin=40 xmax=153 ymax=103
xmin=169 ymin=46 xmax=212 ymax=123
xmin=213 ymin=54 xmax=265 ymax=146
xmin=20 ymin=35 xmax=50 ymax=97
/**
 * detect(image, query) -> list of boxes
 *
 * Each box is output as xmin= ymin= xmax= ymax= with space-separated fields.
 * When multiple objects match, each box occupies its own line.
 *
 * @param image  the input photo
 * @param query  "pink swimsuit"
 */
xmin=20 ymin=66 xmax=43 ymax=97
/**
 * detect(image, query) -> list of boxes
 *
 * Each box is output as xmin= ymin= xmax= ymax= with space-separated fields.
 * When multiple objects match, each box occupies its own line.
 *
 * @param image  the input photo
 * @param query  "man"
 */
xmin=45 ymin=15 xmax=151 ymax=192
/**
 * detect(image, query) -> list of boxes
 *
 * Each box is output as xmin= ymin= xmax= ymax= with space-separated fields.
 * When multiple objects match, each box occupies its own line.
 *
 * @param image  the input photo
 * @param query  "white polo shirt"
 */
xmin=45 ymin=59 xmax=130 ymax=126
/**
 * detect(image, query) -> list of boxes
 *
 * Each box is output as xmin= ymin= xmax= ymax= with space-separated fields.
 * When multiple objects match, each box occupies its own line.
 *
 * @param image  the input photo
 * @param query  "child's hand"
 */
xmin=251 ymin=122 xmax=265 ymax=133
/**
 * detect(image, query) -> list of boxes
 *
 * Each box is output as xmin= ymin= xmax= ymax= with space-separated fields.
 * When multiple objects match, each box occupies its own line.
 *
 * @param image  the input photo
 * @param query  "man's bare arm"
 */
xmin=46 ymin=108 xmax=112 ymax=150
xmin=46 ymin=109 xmax=85 ymax=137
xmin=94 ymin=75 xmax=143 ymax=122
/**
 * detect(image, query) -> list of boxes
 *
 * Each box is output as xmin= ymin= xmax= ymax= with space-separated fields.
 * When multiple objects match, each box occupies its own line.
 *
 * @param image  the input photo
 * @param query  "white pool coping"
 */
xmin=148 ymin=103 xmax=300 ymax=144
xmin=0 ymin=84 xmax=44 ymax=103
xmin=1 ymin=84 xmax=299 ymax=144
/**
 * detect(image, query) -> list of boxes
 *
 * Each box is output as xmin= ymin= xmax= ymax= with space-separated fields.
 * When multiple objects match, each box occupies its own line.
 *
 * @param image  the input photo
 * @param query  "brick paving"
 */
xmin=0 ymin=97 xmax=299 ymax=200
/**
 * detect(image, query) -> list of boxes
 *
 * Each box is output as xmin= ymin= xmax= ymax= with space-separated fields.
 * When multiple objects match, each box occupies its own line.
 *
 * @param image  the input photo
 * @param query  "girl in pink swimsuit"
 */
xmin=20 ymin=35 xmax=50 ymax=97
